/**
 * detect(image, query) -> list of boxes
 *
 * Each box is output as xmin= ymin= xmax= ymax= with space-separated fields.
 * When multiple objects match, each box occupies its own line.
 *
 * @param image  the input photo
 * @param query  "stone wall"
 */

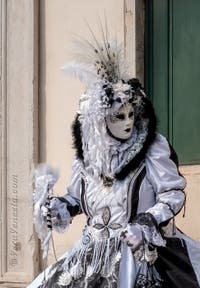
xmin=0 ymin=0 xmax=39 ymax=287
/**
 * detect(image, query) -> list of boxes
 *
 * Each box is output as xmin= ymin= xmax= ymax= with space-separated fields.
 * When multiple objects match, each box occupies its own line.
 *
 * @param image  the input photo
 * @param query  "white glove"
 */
xmin=42 ymin=197 xmax=71 ymax=233
xmin=121 ymin=224 xmax=143 ymax=251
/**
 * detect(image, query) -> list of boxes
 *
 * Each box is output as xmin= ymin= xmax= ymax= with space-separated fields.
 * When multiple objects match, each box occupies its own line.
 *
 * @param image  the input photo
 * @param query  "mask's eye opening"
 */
xmin=124 ymin=90 xmax=130 ymax=95
xmin=115 ymin=114 xmax=125 ymax=120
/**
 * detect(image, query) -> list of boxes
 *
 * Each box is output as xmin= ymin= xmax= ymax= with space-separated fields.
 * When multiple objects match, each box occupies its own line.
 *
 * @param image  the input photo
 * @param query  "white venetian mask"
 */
xmin=106 ymin=103 xmax=134 ymax=140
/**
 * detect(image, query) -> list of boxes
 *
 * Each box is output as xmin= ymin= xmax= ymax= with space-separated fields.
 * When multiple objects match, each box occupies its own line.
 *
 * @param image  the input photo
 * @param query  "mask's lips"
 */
xmin=125 ymin=128 xmax=131 ymax=133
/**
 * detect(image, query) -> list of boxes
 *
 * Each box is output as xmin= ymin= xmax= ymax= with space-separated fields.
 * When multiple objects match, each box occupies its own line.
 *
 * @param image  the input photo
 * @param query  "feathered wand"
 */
xmin=32 ymin=164 xmax=59 ymax=259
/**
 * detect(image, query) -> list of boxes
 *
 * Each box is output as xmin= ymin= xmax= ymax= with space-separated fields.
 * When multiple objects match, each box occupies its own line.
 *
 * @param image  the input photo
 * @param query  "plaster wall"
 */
xmin=39 ymin=0 xmax=128 ymax=266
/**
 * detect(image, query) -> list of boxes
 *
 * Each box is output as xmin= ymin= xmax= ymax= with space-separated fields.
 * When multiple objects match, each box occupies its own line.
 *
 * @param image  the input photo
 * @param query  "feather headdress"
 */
xmin=62 ymin=23 xmax=155 ymax=185
xmin=62 ymin=23 xmax=130 ymax=87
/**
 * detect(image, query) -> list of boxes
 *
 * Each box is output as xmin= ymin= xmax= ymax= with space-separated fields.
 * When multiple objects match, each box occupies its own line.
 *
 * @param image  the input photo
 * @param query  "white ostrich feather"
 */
xmin=64 ymin=19 xmax=131 ymax=85
xmin=69 ymin=36 xmax=130 ymax=83
xmin=62 ymin=61 xmax=100 ymax=86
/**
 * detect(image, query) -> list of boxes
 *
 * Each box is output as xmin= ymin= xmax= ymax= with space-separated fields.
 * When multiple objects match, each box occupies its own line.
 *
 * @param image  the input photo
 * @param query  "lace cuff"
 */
xmin=49 ymin=197 xmax=72 ymax=233
xmin=133 ymin=213 xmax=166 ymax=247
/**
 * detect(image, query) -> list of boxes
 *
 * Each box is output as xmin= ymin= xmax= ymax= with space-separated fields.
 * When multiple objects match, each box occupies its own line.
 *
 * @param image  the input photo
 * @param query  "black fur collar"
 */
xmin=71 ymin=97 xmax=157 ymax=181
xmin=71 ymin=115 xmax=84 ymax=161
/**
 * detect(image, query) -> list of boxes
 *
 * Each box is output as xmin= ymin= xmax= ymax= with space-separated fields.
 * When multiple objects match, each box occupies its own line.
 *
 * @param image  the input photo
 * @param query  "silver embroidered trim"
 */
xmin=59 ymin=228 xmax=121 ymax=280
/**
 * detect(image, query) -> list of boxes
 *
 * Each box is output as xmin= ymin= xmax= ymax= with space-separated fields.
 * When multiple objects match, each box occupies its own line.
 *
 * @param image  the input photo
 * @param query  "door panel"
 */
xmin=172 ymin=0 xmax=200 ymax=163
xmin=145 ymin=0 xmax=200 ymax=164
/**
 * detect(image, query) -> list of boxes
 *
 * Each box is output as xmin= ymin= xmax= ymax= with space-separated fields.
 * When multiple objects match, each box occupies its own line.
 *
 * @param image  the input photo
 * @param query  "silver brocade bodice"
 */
xmin=80 ymin=163 xmax=144 ymax=240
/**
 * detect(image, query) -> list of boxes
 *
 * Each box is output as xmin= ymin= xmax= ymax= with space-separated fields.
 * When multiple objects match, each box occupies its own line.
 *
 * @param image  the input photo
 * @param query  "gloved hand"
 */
xmin=120 ymin=224 xmax=143 ymax=251
xmin=41 ymin=197 xmax=71 ymax=233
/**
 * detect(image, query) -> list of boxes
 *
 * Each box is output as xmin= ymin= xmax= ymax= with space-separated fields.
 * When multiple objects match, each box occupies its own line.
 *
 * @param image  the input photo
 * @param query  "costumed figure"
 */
xmin=28 ymin=29 xmax=200 ymax=288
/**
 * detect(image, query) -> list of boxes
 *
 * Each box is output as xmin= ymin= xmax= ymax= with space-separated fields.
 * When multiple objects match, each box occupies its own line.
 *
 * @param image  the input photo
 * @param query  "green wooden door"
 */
xmin=145 ymin=0 xmax=200 ymax=164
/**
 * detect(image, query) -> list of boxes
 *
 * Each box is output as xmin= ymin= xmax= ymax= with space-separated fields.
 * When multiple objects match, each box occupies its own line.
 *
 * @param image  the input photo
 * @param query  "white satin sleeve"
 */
xmin=62 ymin=159 xmax=82 ymax=207
xmin=145 ymin=133 xmax=186 ymax=225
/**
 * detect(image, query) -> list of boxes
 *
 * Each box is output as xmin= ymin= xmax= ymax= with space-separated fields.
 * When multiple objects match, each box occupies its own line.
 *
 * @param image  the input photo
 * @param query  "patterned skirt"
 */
xmin=38 ymin=235 xmax=121 ymax=288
